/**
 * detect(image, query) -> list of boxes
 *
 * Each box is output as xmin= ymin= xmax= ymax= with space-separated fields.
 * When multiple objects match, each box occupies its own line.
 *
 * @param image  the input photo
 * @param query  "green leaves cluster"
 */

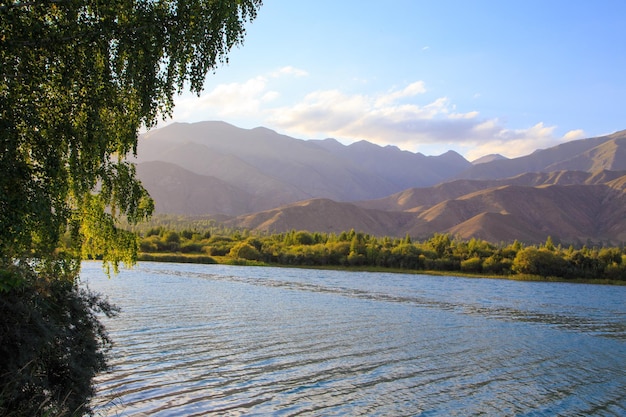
xmin=0 ymin=0 xmax=261 ymax=276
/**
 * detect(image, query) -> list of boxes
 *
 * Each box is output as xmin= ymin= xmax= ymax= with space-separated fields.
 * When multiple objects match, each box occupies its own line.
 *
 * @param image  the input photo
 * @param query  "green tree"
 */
xmin=390 ymin=243 xmax=423 ymax=269
xmin=427 ymin=233 xmax=452 ymax=258
xmin=482 ymin=255 xmax=512 ymax=275
xmin=460 ymin=257 xmax=483 ymax=273
xmin=512 ymin=247 xmax=568 ymax=278
xmin=294 ymin=231 xmax=315 ymax=245
xmin=1 ymin=1 xmax=261 ymax=414
xmin=229 ymin=242 xmax=260 ymax=261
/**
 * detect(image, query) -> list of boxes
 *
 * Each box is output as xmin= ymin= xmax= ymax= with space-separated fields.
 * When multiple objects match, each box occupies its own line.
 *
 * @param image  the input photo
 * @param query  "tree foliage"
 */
xmin=1 ymin=0 xmax=261 ymax=274
xmin=1 ymin=1 xmax=261 ymax=414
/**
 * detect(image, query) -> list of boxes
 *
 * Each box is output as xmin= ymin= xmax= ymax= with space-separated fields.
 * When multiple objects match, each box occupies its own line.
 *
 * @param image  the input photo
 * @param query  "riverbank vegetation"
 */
xmin=133 ymin=226 xmax=626 ymax=282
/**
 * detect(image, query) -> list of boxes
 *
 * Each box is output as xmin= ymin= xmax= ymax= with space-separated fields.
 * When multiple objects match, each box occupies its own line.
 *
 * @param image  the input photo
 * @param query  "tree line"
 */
xmin=136 ymin=228 xmax=626 ymax=282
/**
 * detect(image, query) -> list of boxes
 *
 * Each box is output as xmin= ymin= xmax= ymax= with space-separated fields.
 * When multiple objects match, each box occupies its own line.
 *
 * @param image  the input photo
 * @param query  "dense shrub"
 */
xmin=482 ymin=256 xmax=513 ymax=275
xmin=0 ymin=267 xmax=118 ymax=416
xmin=424 ymin=257 xmax=461 ymax=271
xmin=293 ymin=231 xmax=315 ymax=245
xmin=229 ymin=242 xmax=261 ymax=260
xmin=513 ymin=248 xmax=569 ymax=278
xmin=180 ymin=242 xmax=205 ymax=253
xmin=460 ymin=257 xmax=483 ymax=273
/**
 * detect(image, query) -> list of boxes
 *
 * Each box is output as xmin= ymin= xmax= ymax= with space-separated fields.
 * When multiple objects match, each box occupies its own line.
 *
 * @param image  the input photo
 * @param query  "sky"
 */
xmin=166 ymin=0 xmax=626 ymax=161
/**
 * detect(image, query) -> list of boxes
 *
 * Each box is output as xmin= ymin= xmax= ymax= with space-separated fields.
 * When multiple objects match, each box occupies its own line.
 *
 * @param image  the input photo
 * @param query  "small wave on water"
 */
xmin=82 ymin=262 xmax=626 ymax=416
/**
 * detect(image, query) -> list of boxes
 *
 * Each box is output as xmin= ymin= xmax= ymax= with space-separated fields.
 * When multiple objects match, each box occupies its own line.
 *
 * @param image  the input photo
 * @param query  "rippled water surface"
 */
xmin=81 ymin=262 xmax=626 ymax=416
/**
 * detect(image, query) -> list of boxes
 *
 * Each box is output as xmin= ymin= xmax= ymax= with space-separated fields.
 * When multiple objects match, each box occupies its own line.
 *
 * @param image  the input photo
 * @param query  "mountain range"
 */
xmin=134 ymin=121 xmax=626 ymax=244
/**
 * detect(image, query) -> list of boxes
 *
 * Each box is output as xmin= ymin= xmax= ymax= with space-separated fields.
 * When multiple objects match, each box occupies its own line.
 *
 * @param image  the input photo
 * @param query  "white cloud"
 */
xmin=173 ymin=76 xmax=275 ymax=120
xmin=462 ymin=123 xmax=566 ymax=161
xmin=375 ymin=81 xmax=426 ymax=106
xmin=562 ymin=129 xmax=585 ymax=141
xmin=268 ymin=85 xmax=484 ymax=149
xmin=171 ymin=72 xmax=584 ymax=159
xmin=450 ymin=111 xmax=480 ymax=120
xmin=267 ymin=83 xmax=581 ymax=159
xmin=171 ymin=66 xmax=309 ymax=123
xmin=271 ymin=66 xmax=309 ymax=78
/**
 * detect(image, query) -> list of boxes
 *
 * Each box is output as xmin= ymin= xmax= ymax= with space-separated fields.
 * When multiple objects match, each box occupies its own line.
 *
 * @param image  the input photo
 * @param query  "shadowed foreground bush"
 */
xmin=0 ymin=267 xmax=118 ymax=416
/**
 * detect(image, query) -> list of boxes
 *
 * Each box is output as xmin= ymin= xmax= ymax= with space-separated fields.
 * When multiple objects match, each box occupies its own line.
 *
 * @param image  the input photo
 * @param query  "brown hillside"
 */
xmin=228 ymin=180 xmax=626 ymax=244
xmin=357 ymin=180 xmax=503 ymax=212
xmin=405 ymin=184 xmax=612 ymax=242
xmin=546 ymin=137 xmax=626 ymax=172
xmin=225 ymin=198 xmax=416 ymax=236
xmin=446 ymin=212 xmax=545 ymax=242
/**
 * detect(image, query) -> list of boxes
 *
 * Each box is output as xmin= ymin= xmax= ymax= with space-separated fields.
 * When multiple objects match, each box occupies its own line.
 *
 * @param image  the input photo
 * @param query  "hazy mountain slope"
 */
xmin=312 ymin=138 xmax=472 ymax=188
xmin=137 ymin=122 xmax=399 ymax=201
xmin=472 ymin=154 xmax=507 ymax=165
xmin=457 ymin=130 xmax=626 ymax=180
xmin=136 ymin=161 xmax=272 ymax=215
xmin=138 ymin=141 xmax=306 ymax=204
xmin=137 ymin=121 xmax=476 ymax=203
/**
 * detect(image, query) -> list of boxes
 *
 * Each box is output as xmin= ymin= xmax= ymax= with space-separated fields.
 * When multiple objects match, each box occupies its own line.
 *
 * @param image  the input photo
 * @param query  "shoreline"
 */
xmin=136 ymin=252 xmax=626 ymax=286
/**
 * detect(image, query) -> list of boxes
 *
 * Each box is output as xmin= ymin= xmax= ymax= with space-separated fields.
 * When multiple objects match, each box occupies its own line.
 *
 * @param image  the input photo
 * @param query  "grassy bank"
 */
xmin=139 ymin=253 xmax=217 ymax=264
xmin=138 ymin=252 xmax=626 ymax=285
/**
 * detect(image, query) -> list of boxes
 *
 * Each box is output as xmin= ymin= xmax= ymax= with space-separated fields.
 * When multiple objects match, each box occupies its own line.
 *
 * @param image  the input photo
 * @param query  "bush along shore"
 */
xmin=128 ymin=227 xmax=626 ymax=283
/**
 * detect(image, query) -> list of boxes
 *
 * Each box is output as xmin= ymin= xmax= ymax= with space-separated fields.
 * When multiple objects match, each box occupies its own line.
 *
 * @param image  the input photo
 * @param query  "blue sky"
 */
xmin=168 ymin=0 xmax=626 ymax=160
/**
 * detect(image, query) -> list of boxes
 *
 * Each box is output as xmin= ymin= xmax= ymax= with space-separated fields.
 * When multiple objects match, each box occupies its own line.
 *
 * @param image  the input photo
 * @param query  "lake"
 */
xmin=80 ymin=261 xmax=626 ymax=416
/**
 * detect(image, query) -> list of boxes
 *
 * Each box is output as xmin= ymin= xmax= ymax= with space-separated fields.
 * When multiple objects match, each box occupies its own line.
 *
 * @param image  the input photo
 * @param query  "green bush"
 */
xmin=482 ymin=256 xmax=512 ymax=275
xmin=513 ymin=247 xmax=569 ymax=278
xmin=424 ymin=257 xmax=461 ymax=271
xmin=460 ymin=257 xmax=483 ymax=273
xmin=180 ymin=242 xmax=204 ymax=253
xmin=0 ymin=267 xmax=118 ymax=416
xmin=229 ymin=243 xmax=261 ymax=260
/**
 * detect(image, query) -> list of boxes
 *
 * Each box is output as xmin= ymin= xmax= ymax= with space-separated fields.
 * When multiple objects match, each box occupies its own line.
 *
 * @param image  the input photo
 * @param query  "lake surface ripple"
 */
xmin=81 ymin=262 xmax=626 ymax=416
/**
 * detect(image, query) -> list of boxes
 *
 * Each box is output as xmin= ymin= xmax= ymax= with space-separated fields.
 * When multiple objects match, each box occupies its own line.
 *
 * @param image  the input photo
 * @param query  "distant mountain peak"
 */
xmin=438 ymin=150 xmax=463 ymax=157
xmin=349 ymin=139 xmax=382 ymax=150
xmin=433 ymin=150 xmax=469 ymax=164
xmin=472 ymin=154 xmax=508 ymax=165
